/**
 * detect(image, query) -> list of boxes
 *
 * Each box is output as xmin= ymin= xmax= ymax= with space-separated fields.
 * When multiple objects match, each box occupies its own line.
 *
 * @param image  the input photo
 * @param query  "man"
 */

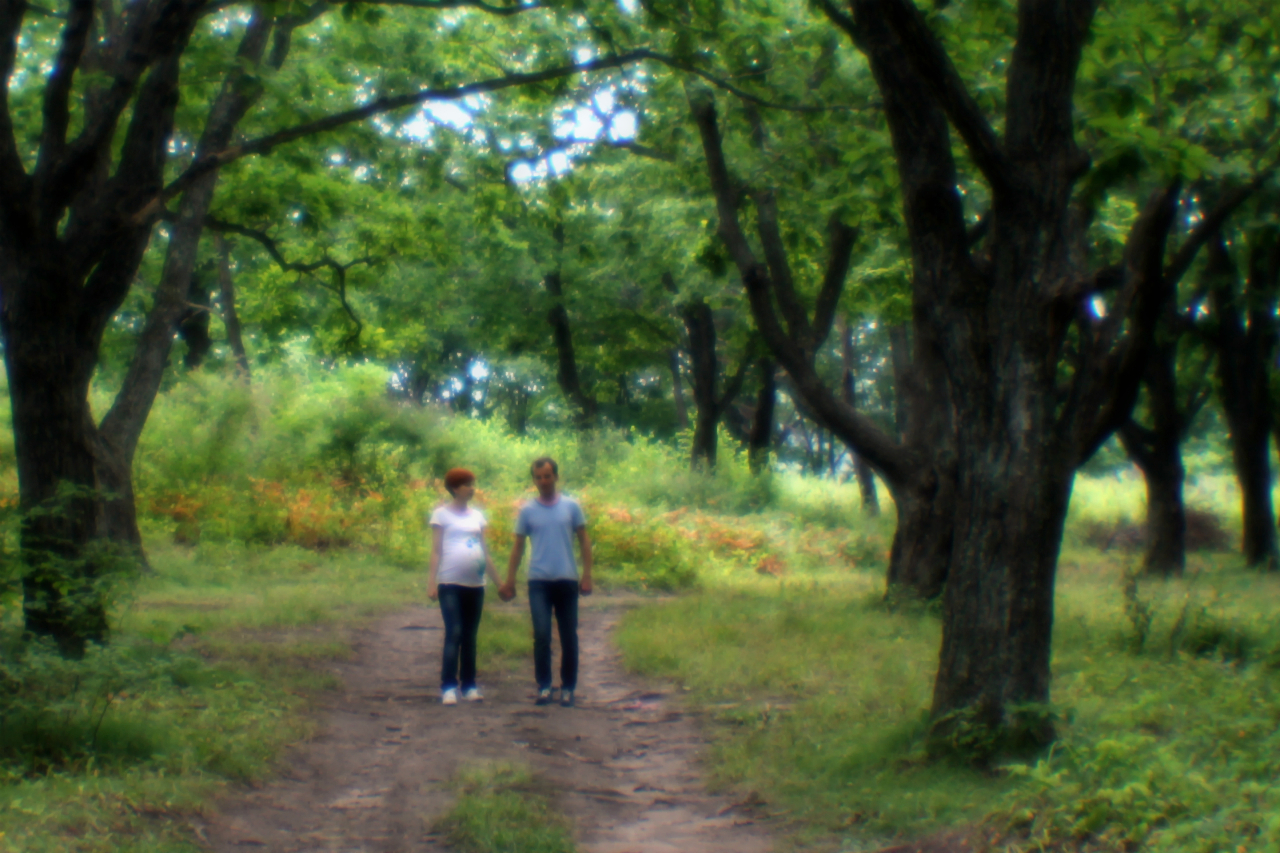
xmin=500 ymin=457 xmax=593 ymax=707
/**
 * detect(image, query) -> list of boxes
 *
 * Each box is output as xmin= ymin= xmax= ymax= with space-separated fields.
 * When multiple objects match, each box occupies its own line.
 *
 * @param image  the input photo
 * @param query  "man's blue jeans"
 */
xmin=438 ymin=584 xmax=484 ymax=691
xmin=528 ymin=580 xmax=579 ymax=691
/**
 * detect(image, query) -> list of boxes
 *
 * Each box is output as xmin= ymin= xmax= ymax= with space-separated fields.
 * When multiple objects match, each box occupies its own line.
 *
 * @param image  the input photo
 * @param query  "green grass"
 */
xmin=6 ymin=365 xmax=1280 ymax=851
xmin=615 ymin=551 xmax=1280 ymax=852
xmin=431 ymin=762 xmax=576 ymax=853
xmin=0 ymin=536 xmax=531 ymax=853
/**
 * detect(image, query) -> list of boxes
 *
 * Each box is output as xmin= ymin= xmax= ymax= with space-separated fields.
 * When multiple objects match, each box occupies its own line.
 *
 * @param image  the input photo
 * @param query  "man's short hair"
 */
xmin=530 ymin=456 xmax=558 ymax=476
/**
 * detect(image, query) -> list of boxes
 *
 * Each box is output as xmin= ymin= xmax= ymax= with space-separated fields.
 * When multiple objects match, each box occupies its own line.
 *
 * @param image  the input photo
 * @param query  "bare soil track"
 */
xmin=195 ymin=596 xmax=774 ymax=853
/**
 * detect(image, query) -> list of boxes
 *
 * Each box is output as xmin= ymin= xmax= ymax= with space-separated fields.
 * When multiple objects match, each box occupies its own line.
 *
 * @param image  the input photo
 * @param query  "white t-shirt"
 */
xmin=429 ymin=506 xmax=488 ymax=587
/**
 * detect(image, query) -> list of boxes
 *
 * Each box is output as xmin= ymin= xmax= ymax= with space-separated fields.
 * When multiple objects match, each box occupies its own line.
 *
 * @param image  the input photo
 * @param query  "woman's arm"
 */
xmin=480 ymin=527 xmax=502 ymax=587
xmin=427 ymin=525 xmax=443 ymax=600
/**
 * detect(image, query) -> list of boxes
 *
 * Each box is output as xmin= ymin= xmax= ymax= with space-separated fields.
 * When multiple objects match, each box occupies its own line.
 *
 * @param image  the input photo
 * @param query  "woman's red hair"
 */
xmin=444 ymin=468 xmax=475 ymax=491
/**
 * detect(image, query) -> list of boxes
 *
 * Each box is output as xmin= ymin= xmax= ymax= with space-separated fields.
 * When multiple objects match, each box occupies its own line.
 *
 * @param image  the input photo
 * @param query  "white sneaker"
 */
xmin=462 ymin=687 xmax=483 ymax=702
xmin=441 ymin=687 xmax=459 ymax=705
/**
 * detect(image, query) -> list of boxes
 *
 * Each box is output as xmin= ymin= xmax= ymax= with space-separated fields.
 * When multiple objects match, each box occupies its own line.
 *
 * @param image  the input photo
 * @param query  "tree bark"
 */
xmin=683 ymin=296 xmax=720 ymax=468
xmin=95 ymin=10 xmax=276 ymax=552
xmin=177 ymin=271 xmax=213 ymax=369
xmin=1117 ymin=337 xmax=1189 ymax=577
xmin=0 ymin=37 xmax=193 ymax=650
xmin=2 ymin=281 xmax=108 ymax=655
xmin=216 ymin=234 xmax=252 ymax=380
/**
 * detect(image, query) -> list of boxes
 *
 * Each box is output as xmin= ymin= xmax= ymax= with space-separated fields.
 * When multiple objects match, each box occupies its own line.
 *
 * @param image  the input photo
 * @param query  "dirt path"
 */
xmin=196 ymin=595 xmax=774 ymax=853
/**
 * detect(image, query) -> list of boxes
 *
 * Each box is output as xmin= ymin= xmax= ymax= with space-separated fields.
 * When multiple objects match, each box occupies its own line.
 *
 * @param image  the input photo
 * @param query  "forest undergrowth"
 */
xmin=1 ymin=366 xmax=1278 ymax=852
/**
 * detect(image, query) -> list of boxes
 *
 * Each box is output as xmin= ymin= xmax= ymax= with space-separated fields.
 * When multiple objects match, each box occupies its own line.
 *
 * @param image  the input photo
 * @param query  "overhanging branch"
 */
xmin=131 ymin=48 xmax=853 ymax=226
xmin=1164 ymin=169 xmax=1276 ymax=289
xmin=349 ymin=0 xmax=541 ymax=14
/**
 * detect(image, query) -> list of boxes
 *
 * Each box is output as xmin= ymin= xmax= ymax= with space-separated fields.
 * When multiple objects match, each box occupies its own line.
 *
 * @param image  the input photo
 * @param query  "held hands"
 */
xmin=580 ymin=576 xmax=593 ymax=596
xmin=498 ymin=582 xmax=516 ymax=602
xmin=427 ymin=582 xmax=438 ymax=601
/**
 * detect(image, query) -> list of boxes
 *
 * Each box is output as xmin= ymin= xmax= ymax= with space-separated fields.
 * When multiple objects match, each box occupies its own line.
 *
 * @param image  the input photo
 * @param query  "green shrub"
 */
xmin=0 ymin=638 xmax=191 ymax=774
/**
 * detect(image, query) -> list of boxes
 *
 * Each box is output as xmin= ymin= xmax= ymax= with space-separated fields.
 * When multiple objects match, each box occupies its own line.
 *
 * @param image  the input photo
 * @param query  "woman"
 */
xmin=427 ymin=468 xmax=502 ymax=704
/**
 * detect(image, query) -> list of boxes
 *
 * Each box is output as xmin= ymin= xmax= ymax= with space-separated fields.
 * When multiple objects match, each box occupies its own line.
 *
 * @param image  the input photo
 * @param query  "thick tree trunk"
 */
xmin=1 ymin=278 xmax=108 ymax=655
xmin=931 ymin=417 xmax=1072 ymax=752
xmin=216 ymin=235 xmax=252 ymax=380
xmin=748 ymin=357 xmax=776 ymax=474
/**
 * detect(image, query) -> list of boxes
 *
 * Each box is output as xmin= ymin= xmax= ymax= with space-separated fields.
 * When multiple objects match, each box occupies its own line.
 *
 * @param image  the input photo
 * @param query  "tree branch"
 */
xmin=1075 ymin=182 xmax=1181 ymax=460
xmin=813 ymin=216 xmax=858 ymax=349
xmin=0 ymin=0 xmax=30 ymax=208
xmin=35 ymin=0 xmax=93 ymax=187
xmin=1164 ymin=171 xmax=1275 ymax=290
xmin=868 ymin=0 xmax=1017 ymax=196
xmin=133 ymin=50 xmax=659 ymax=224
xmin=207 ymin=216 xmax=373 ymax=345
xmin=753 ymin=188 xmax=810 ymax=344
xmin=690 ymin=86 xmax=910 ymax=485
xmin=54 ymin=0 xmax=208 ymax=225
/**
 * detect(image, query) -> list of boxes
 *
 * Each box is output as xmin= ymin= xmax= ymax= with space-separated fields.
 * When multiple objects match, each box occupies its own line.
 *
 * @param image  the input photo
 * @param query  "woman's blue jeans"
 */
xmin=438 ymin=584 xmax=484 ymax=691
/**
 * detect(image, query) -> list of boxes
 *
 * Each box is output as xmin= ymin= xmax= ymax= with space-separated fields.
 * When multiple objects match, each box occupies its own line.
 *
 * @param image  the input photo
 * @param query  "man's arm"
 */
xmin=577 ymin=526 xmax=593 ymax=595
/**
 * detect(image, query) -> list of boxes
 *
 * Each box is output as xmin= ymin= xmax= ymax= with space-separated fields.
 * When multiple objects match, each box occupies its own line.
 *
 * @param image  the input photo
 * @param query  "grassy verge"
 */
xmin=0 ymin=539 xmax=526 ymax=853
xmin=431 ymin=761 xmax=576 ymax=853
xmin=616 ymin=553 xmax=1280 ymax=852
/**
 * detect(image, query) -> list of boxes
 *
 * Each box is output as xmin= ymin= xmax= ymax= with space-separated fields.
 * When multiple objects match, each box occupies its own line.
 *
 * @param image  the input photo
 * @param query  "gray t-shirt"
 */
xmin=515 ymin=496 xmax=586 ymax=581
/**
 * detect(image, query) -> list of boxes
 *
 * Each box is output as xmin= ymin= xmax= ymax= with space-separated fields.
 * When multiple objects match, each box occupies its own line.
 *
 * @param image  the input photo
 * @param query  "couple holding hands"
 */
xmin=426 ymin=457 xmax=592 ymax=708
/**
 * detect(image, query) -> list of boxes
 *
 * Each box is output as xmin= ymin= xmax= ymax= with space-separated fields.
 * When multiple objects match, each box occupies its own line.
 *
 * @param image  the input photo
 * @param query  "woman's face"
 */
xmin=452 ymin=481 xmax=476 ymax=502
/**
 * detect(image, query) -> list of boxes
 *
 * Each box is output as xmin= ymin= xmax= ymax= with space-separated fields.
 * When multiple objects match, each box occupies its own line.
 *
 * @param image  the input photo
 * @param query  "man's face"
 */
xmin=532 ymin=464 xmax=558 ymax=498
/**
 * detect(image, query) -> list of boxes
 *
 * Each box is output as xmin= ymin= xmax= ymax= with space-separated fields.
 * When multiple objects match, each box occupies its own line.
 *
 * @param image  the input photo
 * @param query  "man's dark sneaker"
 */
xmin=559 ymin=689 xmax=575 ymax=708
xmin=535 ymin=687 xmax=555 ymax=706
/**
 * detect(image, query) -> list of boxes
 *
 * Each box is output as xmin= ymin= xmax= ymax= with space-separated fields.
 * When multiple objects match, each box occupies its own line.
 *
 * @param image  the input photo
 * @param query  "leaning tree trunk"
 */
xmin=95 ymin=11 xmax=277 ymax=553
